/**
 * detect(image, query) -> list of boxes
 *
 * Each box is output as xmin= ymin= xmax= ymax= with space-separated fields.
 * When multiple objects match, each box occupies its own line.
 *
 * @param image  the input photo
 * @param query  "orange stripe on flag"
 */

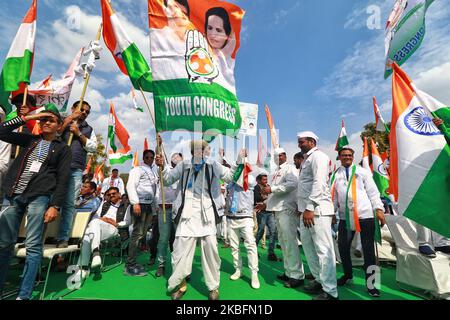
xmin=23 ymin=0 xmax=37 ymax=23
xmin=390 ymin=63 xmax=415 ymax=202
xmin=351 ymin=176 xmax=361 ymax=233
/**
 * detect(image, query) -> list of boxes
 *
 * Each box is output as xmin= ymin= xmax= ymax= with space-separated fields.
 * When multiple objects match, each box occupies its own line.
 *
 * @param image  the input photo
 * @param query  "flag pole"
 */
xmin=137 ymin=84 xmax=169 ymax=164
xmin=15 ymin=85 xmax=29 ymax=158
xmin=68 ymin=23 xmax=103 ymax=146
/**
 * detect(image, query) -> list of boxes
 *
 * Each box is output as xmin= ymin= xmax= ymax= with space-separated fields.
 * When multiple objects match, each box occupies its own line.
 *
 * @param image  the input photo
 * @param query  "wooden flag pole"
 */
xmin=157 ymin=133 xmax=167 ymax=223
xmin=68 ymin=23 xmax=103 ymax=146
xmin=137 ymin=84 xmax=169 ymax=164
xmin=15 ymin=85 xmax=29 ymax=158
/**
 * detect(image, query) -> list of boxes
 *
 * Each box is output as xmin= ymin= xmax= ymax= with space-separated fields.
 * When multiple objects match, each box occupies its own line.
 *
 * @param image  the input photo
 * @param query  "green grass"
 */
xmin=3 ymin=244 xmax=422 ymax=300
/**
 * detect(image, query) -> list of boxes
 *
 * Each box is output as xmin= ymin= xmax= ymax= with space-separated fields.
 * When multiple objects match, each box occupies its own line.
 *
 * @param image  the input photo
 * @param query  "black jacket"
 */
xmin=0 ymin=117 xmax=72 ymax=207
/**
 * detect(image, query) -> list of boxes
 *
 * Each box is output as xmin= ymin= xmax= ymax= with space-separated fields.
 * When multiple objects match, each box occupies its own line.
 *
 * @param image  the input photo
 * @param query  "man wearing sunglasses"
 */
xmin=57 ymin=100 xmax=98 ymax=248
xmin=0 ymin=104 xmax=71 ymax=300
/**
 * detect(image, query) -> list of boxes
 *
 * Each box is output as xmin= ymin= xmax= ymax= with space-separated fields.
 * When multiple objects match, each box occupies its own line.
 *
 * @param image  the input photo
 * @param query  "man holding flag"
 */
xmin=330 ymin=147 xmax=386 ymax=297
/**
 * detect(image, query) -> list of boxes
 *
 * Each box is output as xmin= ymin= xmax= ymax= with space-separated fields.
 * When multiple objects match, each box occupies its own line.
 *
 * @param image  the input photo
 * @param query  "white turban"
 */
xmin=274 ymin=147 xmax=286 ymax=156
xmin=297 ymin=131 xmax=319 ymax=142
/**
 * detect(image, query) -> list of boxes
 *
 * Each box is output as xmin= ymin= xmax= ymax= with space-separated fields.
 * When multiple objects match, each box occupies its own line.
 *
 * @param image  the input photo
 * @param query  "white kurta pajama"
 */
xmin=298 ymin=147 xmax=338 ymax=298
xmin=226 ymin=183 xmax=259 ymax=274
xmin=267 ymin=162 xmax=305 ymax=280
xmin=162 ymin=159 xmax=234 ymax=292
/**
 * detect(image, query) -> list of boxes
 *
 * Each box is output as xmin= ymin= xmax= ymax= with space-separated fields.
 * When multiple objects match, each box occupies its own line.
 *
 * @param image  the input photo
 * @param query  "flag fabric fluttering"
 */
xmin=384 ymin=0 xmax=435 ymax=79
xmin=144 ymin=137 xmax=149 ymax=151
xmin=370 ymin=138 xmax=390 ymax=200
xmin=101 ymin=0 xmax=152 ymax=92
xmin=373 ymin=96 xmax=390 ymax=133
xmin=132 ymin=151 xmax=139 ymax=167
xmin=93 ymin=161 xmax=105 ymax=185
xmin=130 ymin=87 xmax=144 ymax=112
xmin=335 ymin=120 xmax=349 ymax=151
xmin=148 ymin=0 xmax=244 ymax=137
xmin=0 ymin=0 xmax=37 ymax=115
xmin=362 ymin=137 xmax=371 ymax=172
xmin=108 ymin=101 xmax=133 ymax=165
xmin=390 ymin=62 xmax=450 ymax=238
xmin=28 ymin=48 xmax=83 ymax=114
xmin=83 ymin=155 xmax=92 ymax=175
xmin=233 ymin=158 xmax=252 ymax=191
xmin=265 ymin=104 xmax=279 ymax=149
xmin=256 ymin=133 xmax=265 ymax=167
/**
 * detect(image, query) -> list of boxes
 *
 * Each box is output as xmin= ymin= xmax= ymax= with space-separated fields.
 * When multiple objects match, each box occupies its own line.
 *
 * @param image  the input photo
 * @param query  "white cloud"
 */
xmin=272 ymin=1 xmax=301 ymax=27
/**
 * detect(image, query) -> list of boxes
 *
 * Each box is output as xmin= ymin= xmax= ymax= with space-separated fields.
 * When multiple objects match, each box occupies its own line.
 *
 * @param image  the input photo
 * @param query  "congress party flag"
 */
xmin=108 ymin=102 xmax=133 ymax=165
xmin=148 ymin=0 xmax=244 ymax=137
xmin=0 ymin=0 xmax=37 ymax=115
xmin=101 ymin=0 xmax=153 ymax=92
xmin=370 ymin=138 xmax=390 ymax=200
xmin=384 ymin=0 xmax=435 ymax=79
xmin=390 ymin=63 xmax=450 ymax=238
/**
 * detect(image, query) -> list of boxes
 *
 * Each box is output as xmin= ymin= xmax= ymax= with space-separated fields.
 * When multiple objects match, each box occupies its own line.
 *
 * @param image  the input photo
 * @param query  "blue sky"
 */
xmin=2 ymin=0 xmax=450 ymax=173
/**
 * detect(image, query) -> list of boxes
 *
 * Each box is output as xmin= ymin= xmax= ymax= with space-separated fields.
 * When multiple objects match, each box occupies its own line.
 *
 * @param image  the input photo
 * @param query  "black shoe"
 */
xmin=156 ymin=266 xmax=165 ymax=277
xmin=284 ymin=278 xmax=304 ymax=288
xmin=185 ymin=274 xmax=191 ymax=282
xmin=303 ymin=280 xmax=323 ymax=294
xmin=419 ymin=245 xmax=436 ymax=258
xmin=305 ymin=273 xmax=315 ymax=280
xmin=276 ymin=244 xmax=281 ymax=249
xmin=435 ymin=246 xmax=450 ymax=255
xmin=368 ymin=287 xmax=380 ymax=297
xmin=56 ymin=240 xmax=68 ymax=248
xmin=135 ymin=264 xmax=145 ymax=271
xmin=268 ymin=253 xmax=282 ymax=262
xmin=337 ymin=275 xmax=353 ymax=286
xmin=314 ymin=291 xmax=339 ymax=300
xmin=148 ymin=257 xmax=156 ymax=265
xmin=277 ymin=273 xmax=289 ymax=281
xmin=124 ymin=266 xmax=148 ymax=277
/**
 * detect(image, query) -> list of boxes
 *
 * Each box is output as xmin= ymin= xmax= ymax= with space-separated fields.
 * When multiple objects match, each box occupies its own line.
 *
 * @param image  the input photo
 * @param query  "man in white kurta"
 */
xmin=225 ymin=176 xmax=260 ymax=289
xmin=297 ymin=131 xmax=338 ymax=300
xmin=263 ymin=147 xmax=305 ymax=288
xmin=155 ymin=140 xmax=236 ymax=300
xmin=331 ymin=147 xmax=385 ymax=297
xmin=101 ymin=169 xmax=125 ymax=196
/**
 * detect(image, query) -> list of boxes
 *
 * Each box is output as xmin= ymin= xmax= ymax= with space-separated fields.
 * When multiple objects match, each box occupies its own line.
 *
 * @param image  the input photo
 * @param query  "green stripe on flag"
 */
xmin=404 ymin=146 xmax=450 ymax=238
xmin=122 ymin=43 xmax=153 ymax=92
xmin=109 ymin=153 xmax=133 ymax=165
xmin=108 ymin=125 xmax=117 ymax=153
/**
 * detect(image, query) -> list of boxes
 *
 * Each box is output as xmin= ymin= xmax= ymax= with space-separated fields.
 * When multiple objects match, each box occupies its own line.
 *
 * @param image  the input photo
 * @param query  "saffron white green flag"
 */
xmin=384 ymin=0 xmax=435 ymax=79
xmin=0 ymin=0 xmax=37 ymax=115
xmin=370 ymin=138 xmax=390 ymax=200
xmin=148 ymin=0 xmax=244 ymax=137
xmin=101 ymin=0 xmax=153 ymax=92
xmin=390 ymin=63 xmax=450 ymax=238
xmin=335 ymin=120 xmax=349 ymax=151
xmin=362 ymin=137 xmax=371 ymax=172
xmin=130 ymin=87 xmax=144 ymax=112
xmin=108 ymin=102 xmax=133 ymax=165
xmin=373 ymin=96 xmax=390 ymax=133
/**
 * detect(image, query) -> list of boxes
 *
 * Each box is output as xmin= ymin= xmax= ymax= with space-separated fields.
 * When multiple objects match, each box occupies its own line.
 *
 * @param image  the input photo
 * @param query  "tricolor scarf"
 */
xmin=330 ymin=165 xmax=361 ymax=232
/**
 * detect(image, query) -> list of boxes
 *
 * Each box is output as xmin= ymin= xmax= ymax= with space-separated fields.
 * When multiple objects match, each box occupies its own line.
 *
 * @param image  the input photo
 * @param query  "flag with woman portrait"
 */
xmin=148 ymin=0 xmax=244 ymax=137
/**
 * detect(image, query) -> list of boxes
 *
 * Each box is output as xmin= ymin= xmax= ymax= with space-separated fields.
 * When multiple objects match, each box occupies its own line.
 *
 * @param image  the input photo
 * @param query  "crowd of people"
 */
xmin=0 ymin=98 xmax=449 ymax=301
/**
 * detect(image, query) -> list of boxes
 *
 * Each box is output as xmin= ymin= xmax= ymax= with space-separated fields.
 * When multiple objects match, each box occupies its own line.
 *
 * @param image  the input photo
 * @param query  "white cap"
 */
xmin=297 ymin=131 xmax=319 ymax=142
xmin=274 ymin=147 xmax=286 ymax=156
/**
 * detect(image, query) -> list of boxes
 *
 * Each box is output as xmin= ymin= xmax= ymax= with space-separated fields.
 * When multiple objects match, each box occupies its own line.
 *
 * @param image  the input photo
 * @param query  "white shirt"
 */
xmin=266 ymin=162 xmax=298 ymax=212
xmin=297 ymin=147 xmax=334 ymax=216
xmin=126 ymin=164 xmax=158 ymax=205
xmin=332 ymin=165 xmax=385 ymax=220
xmin=0 ymin=139 xmax=11 ymax=174
xmin=83 ymin=128 xmax=98 ymax=153
xmin=101 ymin=176 xmax=125 ymax=195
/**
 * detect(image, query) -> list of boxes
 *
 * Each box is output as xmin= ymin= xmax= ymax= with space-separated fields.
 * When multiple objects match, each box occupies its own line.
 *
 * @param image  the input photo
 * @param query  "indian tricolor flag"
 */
xmin=93 ymin=161 xmax=105 ymax=185
xmin=101 ymin=0 xmax=152 ymax=92
xmin=233 ymin=158 xmax=252 ymax=191
xmin=132 ymin=151 xmax=139 ymax=167
xmin=0 ymin=0 xmax=37 ymax=115
xmin=148 ymin=0 xmax=244 ymax=137
xmin=265 ymin=104 xmax=279 ymax=149
xmin=373 ymin=96 xmax=390 ymax=133
xmin=391 ymin=63 xmax=450 ymax=238
xmin=362 ymin=137 xmax=371 ymax=172
xmin=130 ymin=87 xmax=144 ymax=112
xmin=370 ymin=138 xmax=390 ymax=200
xmin=108 ymin=102 xmax=133 ymax=165
xmin=335 ymin=119 xmax=349 ymax=151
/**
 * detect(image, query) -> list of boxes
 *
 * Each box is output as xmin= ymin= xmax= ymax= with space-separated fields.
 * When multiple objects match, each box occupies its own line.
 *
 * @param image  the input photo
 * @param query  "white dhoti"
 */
xmin=275 ymin=209 xmax=304 ymax=280
xmin=227 ymin=217 xmax=259 ymax=273
xmin=79 ymin=219 xmax=118 ymax=266
xmin=416 ymin=224 xmax=450 ymax=248
xmin=168 ymin=235 xmax=221 ymax=292
xmin=299 ymin=214 xmax=338 ymax=298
